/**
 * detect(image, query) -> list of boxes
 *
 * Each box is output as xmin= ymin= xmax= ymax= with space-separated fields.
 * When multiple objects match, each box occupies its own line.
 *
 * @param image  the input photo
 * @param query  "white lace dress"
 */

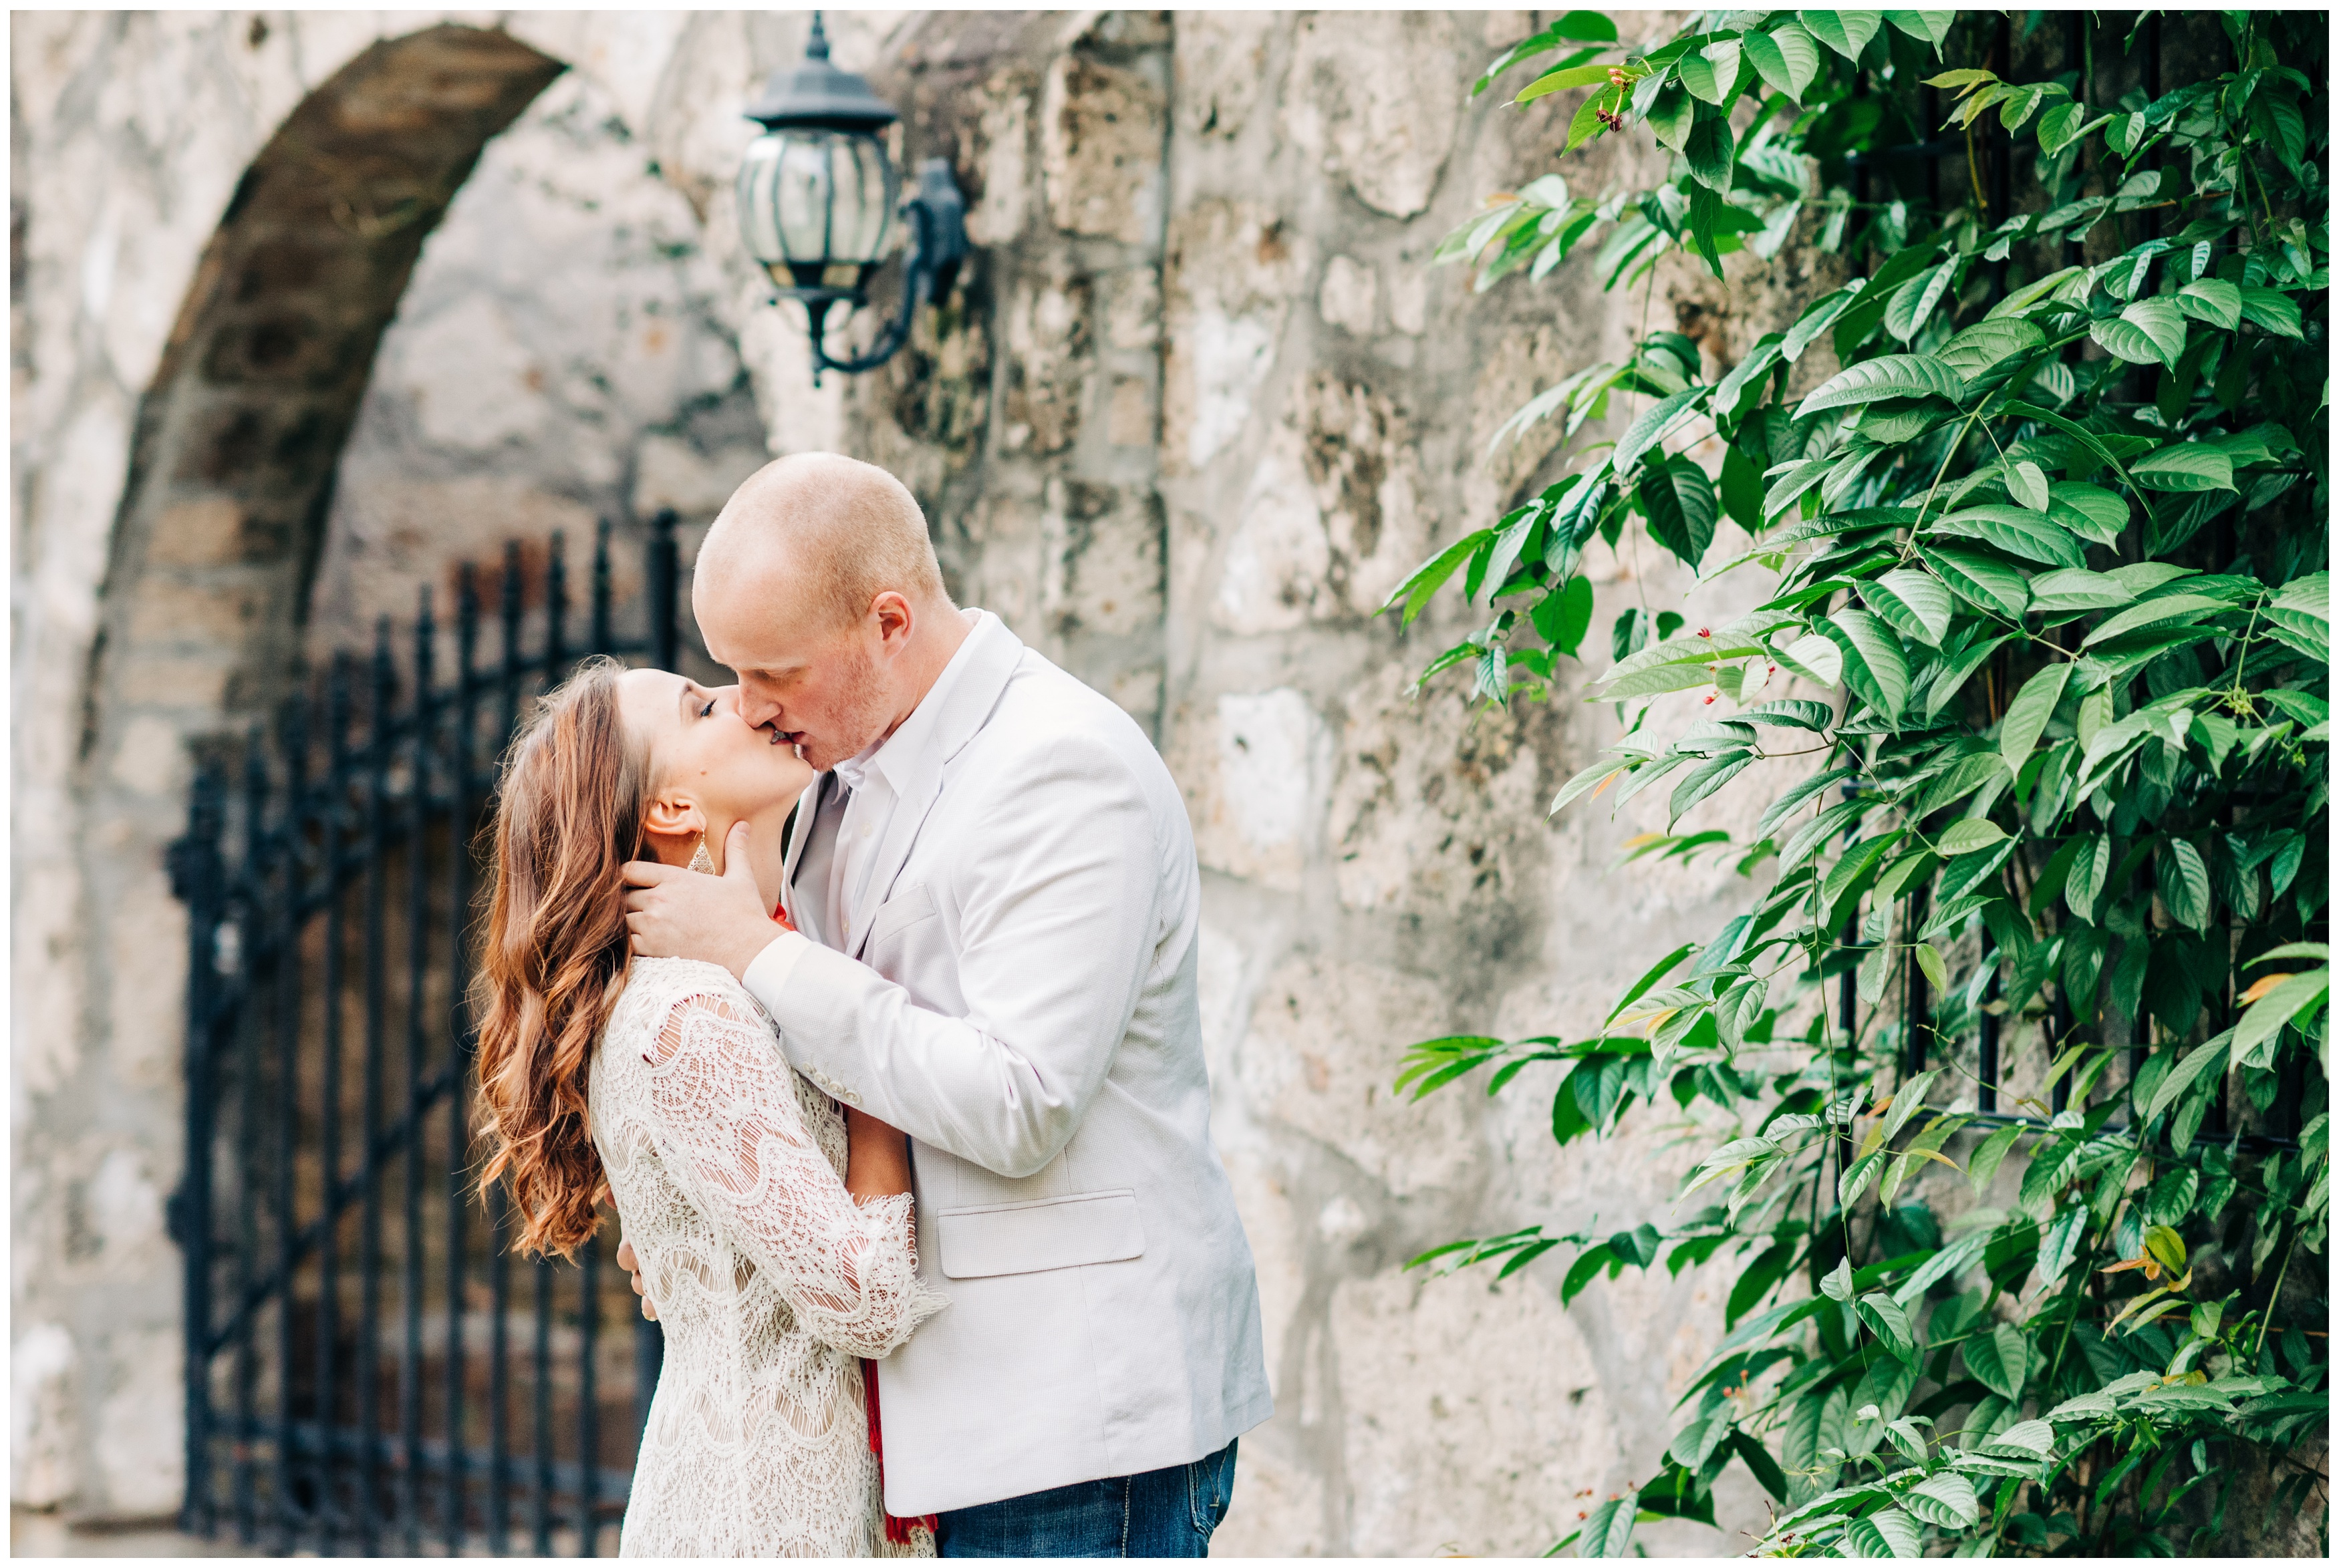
xmin=590 ymin=957 xmax=947 ymax=1557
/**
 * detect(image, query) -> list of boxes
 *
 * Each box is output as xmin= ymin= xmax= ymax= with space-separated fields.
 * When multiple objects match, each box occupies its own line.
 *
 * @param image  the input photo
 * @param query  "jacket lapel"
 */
xmin=847 ymin=612 xmax=1024 ymax=959
xmin=778 ymin=772 xmax=827 ymax=927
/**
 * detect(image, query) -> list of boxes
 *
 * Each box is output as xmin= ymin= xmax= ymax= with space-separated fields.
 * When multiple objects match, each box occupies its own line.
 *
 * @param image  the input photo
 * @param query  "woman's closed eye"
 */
xmin=697 ymin=696 xmax=718 ymax=720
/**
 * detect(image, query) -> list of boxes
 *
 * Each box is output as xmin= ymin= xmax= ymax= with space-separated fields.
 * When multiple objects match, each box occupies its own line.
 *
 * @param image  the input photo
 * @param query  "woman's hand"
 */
xmin=617 ymin=1236 xmax=658 ymax=1321
xmin=843 ymin=1105 xmax=914 ymax=1203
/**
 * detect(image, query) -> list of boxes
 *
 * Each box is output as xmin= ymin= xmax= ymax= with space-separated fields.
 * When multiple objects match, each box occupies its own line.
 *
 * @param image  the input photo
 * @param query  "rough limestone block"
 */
xmin=1333 ymin=1270 xmax=1618 ymax=1556
xmin=1282 ymin=11 xmax=1465 ymax=220
xmin=1237 ymin=954 xmax=1476 ymax=1197
xmin=1178 ymin=687 xmax=1330 ymax=893
xmin=1318 ymin=254 xmax=1378 ymax=336
xmin=1041 ymin=53 xmax=1166 ymax=245
xmin=1327 ymin=663 xmax=1552 ymax=917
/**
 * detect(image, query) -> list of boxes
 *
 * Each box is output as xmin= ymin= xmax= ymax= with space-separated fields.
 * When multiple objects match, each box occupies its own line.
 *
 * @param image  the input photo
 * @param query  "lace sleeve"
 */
xmin=637 ymin=987 xmax=946 ymax=1358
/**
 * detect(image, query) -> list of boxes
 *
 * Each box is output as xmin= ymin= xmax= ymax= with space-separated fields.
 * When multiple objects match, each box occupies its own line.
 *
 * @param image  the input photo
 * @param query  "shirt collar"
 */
xmin=837 ymin=608 xmax=986 ymax=795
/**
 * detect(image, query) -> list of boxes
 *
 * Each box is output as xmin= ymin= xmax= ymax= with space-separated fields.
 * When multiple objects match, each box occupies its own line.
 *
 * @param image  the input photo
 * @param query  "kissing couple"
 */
xmin=470 ymin=453 xmax=1271 ymax=1557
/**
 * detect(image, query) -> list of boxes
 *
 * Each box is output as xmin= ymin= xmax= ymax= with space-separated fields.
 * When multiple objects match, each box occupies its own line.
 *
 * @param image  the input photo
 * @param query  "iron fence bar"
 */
xmin=533 ymin=1255 xmax=555 ymax=1555
xmin=357 ymin=625 xmax=392 ymax=1552
xmin=315 ymin=653 xmax=354 ymax=1553
xmin=579 ymin=1239 xmax=599 ymax=1557
xmin=445 ymin=563 xmax=480 ymax=1555
xmin=272 ymin=692 xmax=308 ymax=1556
xmin=592 ymin=520 xmax=613 ymax=654
xmin=547 ymin=530 xmax=568 ymax=683
xmin=400 ymin=590 xmax=434 ymax=1555
xmin=490 ymin=541 xmax=525 ymax=1555
xmin=1905 ymin=885 xmax=1930 ymax=1076
xmin=649 ymin=508 xmax=679 ymax=671
xmin=172 ymin=766 xmax=226 ymax=1535
xmin=1977 ymin=941 xmax=2001 ymax=1114
xmin=233 ymin=729 xmax=269 ymax=1541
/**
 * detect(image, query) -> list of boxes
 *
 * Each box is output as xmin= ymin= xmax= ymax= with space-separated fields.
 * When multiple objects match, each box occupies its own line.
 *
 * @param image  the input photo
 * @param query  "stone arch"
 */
xmin=84 ymin=23 xmax=565 ymax=778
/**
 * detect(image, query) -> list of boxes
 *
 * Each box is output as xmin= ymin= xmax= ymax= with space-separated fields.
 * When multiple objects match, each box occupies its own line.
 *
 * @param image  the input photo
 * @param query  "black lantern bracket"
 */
xmin=740 ymin=13 xmax=969 ymax=386
xmin=784 ymin=159 xmax=967 ymax=386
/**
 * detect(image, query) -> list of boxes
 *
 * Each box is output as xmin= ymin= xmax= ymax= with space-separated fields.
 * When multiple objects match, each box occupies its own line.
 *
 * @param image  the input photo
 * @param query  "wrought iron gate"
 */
xmin=168 ymin=512 xmax=696 ymax=1555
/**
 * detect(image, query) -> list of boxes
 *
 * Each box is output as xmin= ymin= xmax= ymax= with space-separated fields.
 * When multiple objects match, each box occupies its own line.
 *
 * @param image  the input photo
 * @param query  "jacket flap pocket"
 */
xmin=935 ymin=1189 xmax=1143 ymax=1280
xmin=866 ymin=881 xmax=938 ymax=946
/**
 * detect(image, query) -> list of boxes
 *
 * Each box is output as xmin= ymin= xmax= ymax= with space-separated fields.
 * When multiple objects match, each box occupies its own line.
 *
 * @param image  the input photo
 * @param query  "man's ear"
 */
xmin=869 ymin=589 xmax=915 ymax=650
xmin=640 ymin=792 xmax=706 ymax=865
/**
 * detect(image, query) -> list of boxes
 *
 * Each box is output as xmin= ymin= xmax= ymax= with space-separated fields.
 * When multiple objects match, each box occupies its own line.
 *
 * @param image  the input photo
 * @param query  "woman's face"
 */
xmin=617 ymin=668 xmax=815 ymax=862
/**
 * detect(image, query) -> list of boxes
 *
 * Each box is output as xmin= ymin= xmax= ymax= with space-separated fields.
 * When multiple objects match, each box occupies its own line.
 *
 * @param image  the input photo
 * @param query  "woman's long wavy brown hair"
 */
xmin=473 ymin=657 xmax=651 ymax=1257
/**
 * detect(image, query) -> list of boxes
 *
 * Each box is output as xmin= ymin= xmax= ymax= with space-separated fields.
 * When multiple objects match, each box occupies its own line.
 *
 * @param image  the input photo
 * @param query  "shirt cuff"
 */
xmin=740 ymin=929 xmax=813 ymax=1015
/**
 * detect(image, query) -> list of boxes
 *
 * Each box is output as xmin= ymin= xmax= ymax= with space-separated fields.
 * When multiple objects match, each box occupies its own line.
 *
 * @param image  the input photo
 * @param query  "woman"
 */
xmin=473 ymin=657 xmax=945 ymax=1557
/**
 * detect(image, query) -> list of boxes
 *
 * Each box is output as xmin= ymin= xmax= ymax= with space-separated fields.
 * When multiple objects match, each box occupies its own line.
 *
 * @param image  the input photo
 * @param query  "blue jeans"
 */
xmin=936 ymin=1440 xmax=1238 ymax=1557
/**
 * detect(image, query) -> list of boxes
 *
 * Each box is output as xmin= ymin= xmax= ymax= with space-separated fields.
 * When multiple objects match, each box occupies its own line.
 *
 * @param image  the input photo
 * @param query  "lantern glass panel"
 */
xmin=736 ymin=128 xmax=897 ymax=284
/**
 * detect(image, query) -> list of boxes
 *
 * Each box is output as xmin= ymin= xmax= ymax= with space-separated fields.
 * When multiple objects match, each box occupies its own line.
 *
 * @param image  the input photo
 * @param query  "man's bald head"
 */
xmin=698 ymin=452 xmax=950 ymax=633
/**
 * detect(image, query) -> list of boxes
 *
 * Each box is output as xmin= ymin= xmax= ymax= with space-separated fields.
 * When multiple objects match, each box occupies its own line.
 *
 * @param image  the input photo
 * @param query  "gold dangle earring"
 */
xmin=688 ymin=833 xmax=716 ymax=875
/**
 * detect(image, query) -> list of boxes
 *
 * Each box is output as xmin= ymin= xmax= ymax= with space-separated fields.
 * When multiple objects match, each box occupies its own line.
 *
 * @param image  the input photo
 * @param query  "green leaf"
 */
xmin=1645 ymin=80 xmax=1695 ymax=152
xmin=1737 ymin=699 xmax=1834 ymax=730
xmin=2143 ymin=1034 xmax=2229 ymax=1126
xmin=1903 ymin=1471 xmax=1981 ymax=1529
xmin=1915 ymin=941 xmax=1949 ymax=994
xmin=1671 ymin=751 xmax=1758 ymax=828
xmin=2238 ymin=285 xmax=2304 ymax=338
xmin=1679 ymin=39 xmax=1742 ymax=106
xmin=1968 ymin=1123 xmax=2023 ymax=1193
xmin=1798 ymin=353 xmax=1966 ymax=414
xmin=2090 ymin=297 xmax=2187 ymax=369
xmin=2233 ymin=969 xmax=2330 ymax=1070
xmin=1999 ymin=663 xmax=2072 ymax=773
xmin=1579 ymin=1491 xmax=1640 ymax=1557
xmin=2130 ymin=444 xmax=2237 ymax=493
xmin=1858 ymin=569 xmax=1953 ymax=647
xmin=1772 ymin=629 xmax=1843 ymax=689
xmin=1965 ymin=1323 xmax=2031 ymax=1400
xmin=1937 ymin=317 xmax=2045 ymax=377
xmin=2177 ymin=277 xmax=2242 ymax=329
xmin=2006 ymin=459 xmax=2050 ymax=511
xmin=1857 ymin=1293 xmax=1917 ymax=1361
xmin=1742 ymin=22 xmax=1821 ymax=100
xmin=1607 ymin=942 xmax=1697 ymax=1025
xmin=1383 ymin=528 xmax=1496 ymax=626
xmin=1533 ymin=573 xmax=1597 ymax=657
xmin=1551 ymin=755 xmax=1633 ymax=815
xmin=1614 ymin=387 xmax=1706 ymax=475
xmin=1821 ymin=1256 xmax=1855 ymax=1301
xmin=1683 ymin=111 xmax=1736 ymax=193
xmin=2160 ymin=838 xmax=2212 ymax=932
xmin=1800 ymin=9 xmax=1883 ymax=59
xmin=1920 ymin=545 xmax=2031 ymax=620
xmin=1885 ymin=261 xmax=1957 ymax=343
xmin=1515 ymin=61 xmax=1620 ymax=104
xmin=1883 ymin=11 xmax=1955 ymax=48
xmin=1641 ymin=456 xmax=1719 ymax=570
xmin=1824 ymin=608 xmax=1909 ymax=719
xmin=1938 ymin=819 xmax=2007 ymax=856
xmin=2036 ymin=1203 xmax=2088 ymax=1286
xmin=1928 ymin=505 xmax=2086 ymax=567
xmin=2046 ymin=482 xmax=2129 ymax=543
xmin=1846 ymin=1507 xmax=1922 ymax=1559
xmin=2080 ymin=593 xmax=2231 ymax=646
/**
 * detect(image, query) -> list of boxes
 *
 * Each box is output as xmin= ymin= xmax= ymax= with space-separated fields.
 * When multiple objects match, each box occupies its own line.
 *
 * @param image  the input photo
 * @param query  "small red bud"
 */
xmin=1697 ymin=627 xmax=1712 ymax=638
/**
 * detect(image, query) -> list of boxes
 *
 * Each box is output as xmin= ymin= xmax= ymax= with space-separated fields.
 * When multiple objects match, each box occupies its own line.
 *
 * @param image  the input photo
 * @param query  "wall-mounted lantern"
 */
xmin=735 ymin=12 xmax=968 ymax=385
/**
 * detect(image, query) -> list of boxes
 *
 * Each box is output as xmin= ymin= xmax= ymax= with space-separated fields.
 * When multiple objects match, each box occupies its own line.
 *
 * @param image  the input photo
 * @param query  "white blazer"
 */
xmin=738 ymin=611 xmax=1272 ymax=1517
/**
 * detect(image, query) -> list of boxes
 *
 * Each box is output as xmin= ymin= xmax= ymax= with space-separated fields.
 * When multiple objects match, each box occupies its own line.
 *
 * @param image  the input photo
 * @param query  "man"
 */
xmin=619 ymin=452 xmax=1270 ymax=1557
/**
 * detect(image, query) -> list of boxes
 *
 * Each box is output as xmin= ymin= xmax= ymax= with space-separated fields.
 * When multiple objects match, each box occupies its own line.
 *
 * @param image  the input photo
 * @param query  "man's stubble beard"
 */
xmin=807 ymin=639 xmax=894 ymax=773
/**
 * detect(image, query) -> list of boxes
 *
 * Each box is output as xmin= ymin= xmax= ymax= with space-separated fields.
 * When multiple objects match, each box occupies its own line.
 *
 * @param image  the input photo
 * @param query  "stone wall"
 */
xmin=13 ymin=11 xmax=1797 ymax=1551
